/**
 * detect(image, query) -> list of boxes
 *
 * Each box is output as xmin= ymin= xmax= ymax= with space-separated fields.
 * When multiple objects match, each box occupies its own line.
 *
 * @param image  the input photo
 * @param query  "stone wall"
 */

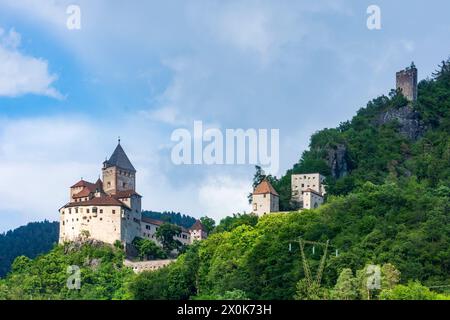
xmin=396 ymin=66 xmax=417 ymax=102
xmin=124 ymin=259 xmax=176 ymax=273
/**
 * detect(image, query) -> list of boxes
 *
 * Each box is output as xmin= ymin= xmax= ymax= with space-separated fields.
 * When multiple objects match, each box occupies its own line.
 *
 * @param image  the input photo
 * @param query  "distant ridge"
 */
xmin=0 ymin=221 xmax=59 ymax=277
xmin=141 ymin=211 xmax=197 ymax=229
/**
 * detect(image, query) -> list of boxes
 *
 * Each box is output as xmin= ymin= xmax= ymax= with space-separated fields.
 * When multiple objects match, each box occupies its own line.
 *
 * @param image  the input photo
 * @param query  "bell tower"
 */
xmin=102 ymin=139 xmax=136 ymax=195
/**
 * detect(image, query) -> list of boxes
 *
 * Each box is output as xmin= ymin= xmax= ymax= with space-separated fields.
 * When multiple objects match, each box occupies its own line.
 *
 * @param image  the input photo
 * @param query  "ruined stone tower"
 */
xmin=396 ymin=62 xmax=418 ymax=102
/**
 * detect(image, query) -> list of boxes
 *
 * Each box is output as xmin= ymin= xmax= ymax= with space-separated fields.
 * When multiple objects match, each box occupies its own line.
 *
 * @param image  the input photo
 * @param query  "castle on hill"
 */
xmin=252 ymin=63 xmax=418 ymax=216
xmin=59 ymin=140 xmax=207 ymax=251
xmin=251 ymin=173 xmax=327 ymax=216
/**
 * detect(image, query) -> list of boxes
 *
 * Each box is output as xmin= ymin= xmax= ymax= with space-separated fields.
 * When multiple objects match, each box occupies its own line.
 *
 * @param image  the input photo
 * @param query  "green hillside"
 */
xmin=130 ymin=58 xmax=450 ymax=300
xmin=0 ymin=58 xmax=449 ymax=300
xmin=0 ymin=221 xmax=59 ymax=277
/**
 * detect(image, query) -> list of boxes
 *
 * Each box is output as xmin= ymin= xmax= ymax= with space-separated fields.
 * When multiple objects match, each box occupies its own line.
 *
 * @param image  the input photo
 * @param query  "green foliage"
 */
xmin=129 ymin=243 xmax=200 ymax=300
xmin=155 ymin=223 xmax=183 ymax=254
xmin=331 ymin=268 xmax=358 ymax=300
xmin=0 ymin=243 xmax=133 ymax=300
xmin=294 ymin=279 xmax=329 ymax=300
xmin=0 ymin=221 xmax=58 ymax=277
xmin=380 ymin=281 xmax=450 ymax=300
xmin=130 ymin=179 xmax=449 ymax=300
xmin=192 ymin=289 xmax=249 ymax=300
xmin=214 ymin=213 xmax=258 ymax=234
xmin=200 ymin=216 xmax=216 ymax=234
xmin=132 ymin=237 xmax=166 ymax=261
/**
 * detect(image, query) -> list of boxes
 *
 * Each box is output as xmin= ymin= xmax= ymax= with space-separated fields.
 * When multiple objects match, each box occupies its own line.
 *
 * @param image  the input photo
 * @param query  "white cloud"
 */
xmin=140 ymin=106 xmax=184 ymax=126
xmin=0 ymin=115 xmax=254 ymax=231
xmin=0 ymin=27 xmax=62 ymax=98
xmin=198 ymin=175 xmax=251 ymax=222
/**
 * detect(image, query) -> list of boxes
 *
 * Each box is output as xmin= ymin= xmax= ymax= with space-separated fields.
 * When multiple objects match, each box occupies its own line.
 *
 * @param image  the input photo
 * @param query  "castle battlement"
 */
xmin=396 ymin=62 xmax=418 ymax=102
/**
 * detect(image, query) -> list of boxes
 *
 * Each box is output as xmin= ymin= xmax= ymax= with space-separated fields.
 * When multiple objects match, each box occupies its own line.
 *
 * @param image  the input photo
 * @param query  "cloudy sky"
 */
xmin=1 ymin=0 xmax=449 ymax=232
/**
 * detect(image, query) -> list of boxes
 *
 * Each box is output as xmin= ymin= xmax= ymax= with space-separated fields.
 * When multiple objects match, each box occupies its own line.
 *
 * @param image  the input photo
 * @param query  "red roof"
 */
xmin=71 ymin=180 xmax=97 ymax=189
xmin=141 ymin=217 xmax=189 ymax=233
xmin=73 ymin=188 xmax=92 ymax=198
xmin=253 ymin=179 xmax=279 ymax=196
xmin=141 ymin=217 xmax=165 ymax=226
xmin=63 ymin=195 xmax=128 ymax=208
xmin=114 ymin=190 xmax=142 ymax=198
xmin=190 ymin=219 xmax=205 ymax=231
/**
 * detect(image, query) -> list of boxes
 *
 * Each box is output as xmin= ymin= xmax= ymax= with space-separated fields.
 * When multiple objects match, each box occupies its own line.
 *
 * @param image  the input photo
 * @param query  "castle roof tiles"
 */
xmin=253 ymin=179 xmax=279 ymax=196
xmin=114 ymin=190 xmax=142 ymax=198
xmin=103 ymin=143 xmax=136 ymax=172
xmin=190 ymin=219 xmax=206 ymax=231
xmin=62 ymin=195 xmax=129 ymax=209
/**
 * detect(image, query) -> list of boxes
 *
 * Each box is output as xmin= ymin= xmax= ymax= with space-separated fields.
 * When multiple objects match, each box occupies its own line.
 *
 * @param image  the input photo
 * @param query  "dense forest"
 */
xmin=0 ymin=58 xmax=449 ymax=300
xmin=0 ymin=221 xmax=59 ymax=277
xmin=141 ymin=211 xmax=197 ymax=229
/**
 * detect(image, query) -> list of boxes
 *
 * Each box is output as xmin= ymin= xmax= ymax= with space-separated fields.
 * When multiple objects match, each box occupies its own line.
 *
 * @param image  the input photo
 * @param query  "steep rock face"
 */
xmin=326 ymin=144 xmax=349 ymax=179
xmin=377 ymin=105 xmax=425 ymax=140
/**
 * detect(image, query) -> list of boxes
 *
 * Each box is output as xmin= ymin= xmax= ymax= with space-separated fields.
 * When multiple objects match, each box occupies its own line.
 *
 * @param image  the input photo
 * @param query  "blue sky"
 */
xmin=1 ymin=0 xmax=449 ymax=232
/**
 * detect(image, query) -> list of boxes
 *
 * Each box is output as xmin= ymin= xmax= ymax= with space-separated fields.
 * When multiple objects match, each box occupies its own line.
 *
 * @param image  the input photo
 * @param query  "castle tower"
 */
xmin=59 ymin=139 xmax=142 ymax=248
xmin=102 ymin=139 xmax=136 ymax=195
xmin=252 ymin=179 xmax=279 ymax=216
xmin=396 ymin=62 xmax=418 ymax=102
xmin=291 ymin=173 xmax=326 ymax=209
xmin=189 ymin=220 xmax=207 ymax=243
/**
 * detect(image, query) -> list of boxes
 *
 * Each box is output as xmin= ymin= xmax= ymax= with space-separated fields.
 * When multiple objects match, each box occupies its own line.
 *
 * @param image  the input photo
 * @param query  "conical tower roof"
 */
xmin=103 ymin=142 xmax=136 ymax=172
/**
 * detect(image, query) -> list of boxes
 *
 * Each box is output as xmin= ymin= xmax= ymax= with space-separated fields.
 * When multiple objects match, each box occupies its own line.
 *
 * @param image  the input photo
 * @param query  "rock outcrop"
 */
xmin=377 ymin=105 xmax=425 ymax=140
xmin=326 ymin=144 xmax=349 ymax=179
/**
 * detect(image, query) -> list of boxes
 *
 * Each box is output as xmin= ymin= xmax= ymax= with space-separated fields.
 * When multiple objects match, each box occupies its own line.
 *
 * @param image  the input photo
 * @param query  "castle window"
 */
xmin=301 ymin=184 xmax=304 ymax=187
xmin=100 ymin=218 xmax=103 ymax=221
xmin=100 ymin=209 xmax=103 ymax=214
xmin=107 ymin=182 xmax=111 ymax=187
xmin=122 ymin=182 xmax=127 ymax=188
xmin=68 ymin=208 xmax=71 ymax=214
xmin=87 ymin=209 xmax=90 ymax=213
xmin=75 ymin=208 xmax=78 ymax=214
xmin=62 ymin=221 xmax=65 ymax=225
xmin=112 ymin=210 xmax=116 ymax=214
xmin=92 ymin=207 xmax=98 ymax=213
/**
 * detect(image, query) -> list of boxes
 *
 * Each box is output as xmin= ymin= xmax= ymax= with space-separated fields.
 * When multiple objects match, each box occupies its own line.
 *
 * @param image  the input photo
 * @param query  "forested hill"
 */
xmin=128 ymin=58 xmax=450 ymax=300
xmin=0 ymin=221 xmax=59 ymax=277
xmin=141 ymin=211 xmax=196 ymax=228
xmin=0 ymin=58 xmax=449 ymax=300
xmin=268 ymin=59 xmax=450 ymax=210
